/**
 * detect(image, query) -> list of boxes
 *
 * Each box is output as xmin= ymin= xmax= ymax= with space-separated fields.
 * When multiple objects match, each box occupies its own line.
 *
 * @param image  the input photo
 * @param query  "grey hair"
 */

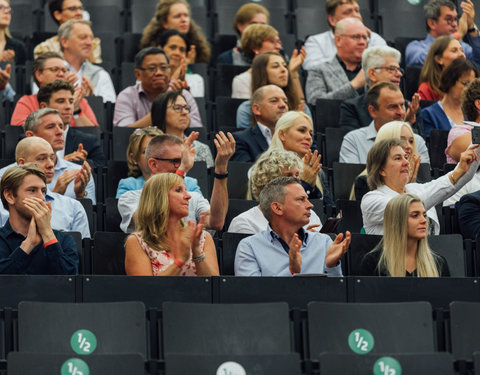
xmin=23 ymin=108 xmax=61 ymax=133
xmin=58 ymin=19 xmax=92 ymax=52
xmin=145 ymin=134 xmax=183 ymax=160
xmin=362 ymin=46 xmax=402 ymax=86
xmin=259 ymin=176 xmax=301 ymax=223
xmin=334 ymin=17 xmax=363 ymax=35
xmin=251 ymin=150 xmax=303 ymax=200
xmin=424 ymin=0 xmax=456 ymax=31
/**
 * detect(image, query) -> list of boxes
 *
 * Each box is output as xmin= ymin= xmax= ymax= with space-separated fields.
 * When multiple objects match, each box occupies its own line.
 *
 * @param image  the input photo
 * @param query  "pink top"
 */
xmin=10 ymin=94 xmax=99 ymax=127
xmin=417 ymin=82 xmax=442 ymax=101
xmin=132 ymin=231 xmax=206 ymax=276
xmin=445 ymin=123 xmax=473 ymax=164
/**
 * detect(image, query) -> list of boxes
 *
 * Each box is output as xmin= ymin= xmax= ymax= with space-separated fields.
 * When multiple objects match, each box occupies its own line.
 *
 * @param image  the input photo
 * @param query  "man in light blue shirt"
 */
xmin=0 ymin=137 xmax=90 ymax=238
xmin=235 ymin=177 xmax=350 ymax=276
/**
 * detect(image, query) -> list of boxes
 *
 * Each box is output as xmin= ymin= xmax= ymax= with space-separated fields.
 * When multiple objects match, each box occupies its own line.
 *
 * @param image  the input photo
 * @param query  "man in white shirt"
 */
xmin=302 ymin=0 xmax=386 ymax=70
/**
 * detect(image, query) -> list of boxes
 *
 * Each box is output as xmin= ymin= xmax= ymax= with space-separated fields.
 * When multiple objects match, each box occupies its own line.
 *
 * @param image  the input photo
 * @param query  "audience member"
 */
xmin=268 ymin=111 xmax=333 ymax=204
xmin=229 ymin=150 xmax=322 ymax=234
xmin=339 ymin=82 xmax=429 ymax=164
xmin=216 ymin=3 xmax=269 ymax=65
xmin=34 ymin=0 xmax=102 ymax=63
xmin=155 ymin=29 xmax=204 ymax=97
xmin=37 ymin=80 xmax=105 ymax=167
xmin=232 ymin=25 xmax=306 ymax=100
xmin=124 ymin=173 xmax=219 ymax=276
xmin=234 ymin=176 xmax=350 ymax=276
xmin=11 ymin=52 xmax=98 ymax=127
xmin=0 ymin=137 xmax=90 ymax=238
xmin=151 ymin=91 xmax=213 ymax=168
xmin=59 ymin=19 xmax=116 ymax=103
xmin=361 ymin=138 xmax=478 ymax=235
xmin=1 ymin=108 xmax=96 ymax=204
xmin=418 ymin=36 xmax=466 ymax=101
xmin=422 ymin=58 xmax=477 ymax=136
xmin=232 ymin=85 xmax=288 ymax=162
xmin=116 ymin=127 xmax=164 ymax=199
xmin=119 ymin=132 xmax=235 ymax=233
xmin=114 ymin=47 xmax=202 ymax=128
xmin=0 ymin=0 xmax=26 ymax=65
xmin=306 ymin=17 xmax=368 ymax=103
xmin=0 ymin=163 xmax=78 ymax=274
xmin=360 ymin=193 xmax=450 ymax=276
xmin=457 ymin=189 xmax=480 ymax=239
xmin=303 ymin=0 xmax=385 ymax=70
xmin=140 ymin=0 xmax=210 ymax=64
xmin=406 ymin=0 xmax=480 ymax=67
xmin=339 ymin=46 xmax=421 ymax=131
xmin=236 ymin=51 xmax=309 ymax=129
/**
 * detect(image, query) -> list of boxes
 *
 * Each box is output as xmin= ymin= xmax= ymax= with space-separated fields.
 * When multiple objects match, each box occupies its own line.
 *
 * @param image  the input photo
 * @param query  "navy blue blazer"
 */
xmin=421 ymin=101 xmax=453 ymax=137
xmin=65 ymin=128 xmax=105 ymax=167
xmin=457 ymin=190 xmax=480 ymax=240
xmin=231 ymin=126 xmax=268 ymax=163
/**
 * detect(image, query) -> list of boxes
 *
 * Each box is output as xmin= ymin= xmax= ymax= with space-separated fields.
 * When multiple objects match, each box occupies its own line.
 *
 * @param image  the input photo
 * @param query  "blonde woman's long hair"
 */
xmin=373 ymin=193 xmax=440 ymax=277
xmin=135 ymin=173 xmax=185 ymax=251
xmin=269 ymin=111 xmax=324 ymax=194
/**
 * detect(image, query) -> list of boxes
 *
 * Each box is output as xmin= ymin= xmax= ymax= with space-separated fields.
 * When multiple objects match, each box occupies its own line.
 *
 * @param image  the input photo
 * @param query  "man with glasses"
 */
xmin=59 ymin=19 xmax=116 ymax=103
xmin=339 ymin=46 xmax=422 ymax=132
xmin=113 ymin=47 xmax=203 ymax=128
xmin=11 ymin=52 xmax=98 ymax=127
xmin=34 ymin=0 xmax=103 ymax=64
xmin=406 ymin=0 xmax=480 ymax=67
xmin=303 ymin=0 xmax=385 ymax=70
xmin=306 ymin=17 xmax=369 ymax=104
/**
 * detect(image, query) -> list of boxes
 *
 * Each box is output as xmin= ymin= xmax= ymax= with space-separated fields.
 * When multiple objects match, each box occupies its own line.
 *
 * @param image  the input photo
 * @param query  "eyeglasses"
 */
xmin=263 ymin=37 xmax=282 ymax=46
xmin=458 ymin=80 xmax=472 ymax=86
xmin=62 ymin=6 xmax=83 ymax=12
xmin=443 ymin=16 xmax=458 ymax=25
xmin=153 ymin=157 xmax=181 ymax=168
xmin=342 ymin=34 xmax=370 ymax=43
xmin=42 ymin=66 xmax=69 ymax=74
xmin=137 ymin=65 xmax=170 ymax=74
xmin=374 ymin=66 xmax=404 ymax=74
xmin=0 ymin=6 xmax=11 ymax=13
xmin=169 ymin=104 xmax=191 ymax=113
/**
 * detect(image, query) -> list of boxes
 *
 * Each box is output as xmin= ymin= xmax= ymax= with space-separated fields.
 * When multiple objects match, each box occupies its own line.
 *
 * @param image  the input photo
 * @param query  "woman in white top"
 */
xmin=361 ymin=138 xmax=478 ymax=235
xmin=228 ymin=149 xmax=322 ymax=234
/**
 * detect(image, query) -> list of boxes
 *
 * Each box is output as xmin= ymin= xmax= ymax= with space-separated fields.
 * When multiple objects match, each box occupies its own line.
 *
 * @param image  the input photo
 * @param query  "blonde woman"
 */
xmin=268 ymin=111 xmax=333 ymax=205
xmin=0 ymin=0 xmax=26 ymax=65
xmin=350 ymin=121 xmax=421 ymax=200
xmin=360 ymin=194 xmax=450 ymax=277
xmin=229 ymin=149 xmax=322 ymax=234
xmin=116 ymin=127 xmax=163 ymax=198
xmin=125 ymin=173 xmax=219 ymax=276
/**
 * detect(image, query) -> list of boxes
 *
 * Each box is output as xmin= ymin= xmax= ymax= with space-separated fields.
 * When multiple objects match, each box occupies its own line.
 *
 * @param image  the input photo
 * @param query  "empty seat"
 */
xmin=226 ymin=161 xmax=252 ymax=199
xmin=314 ymin=99 xmax=343 ymax=133
xmin=105 ymin=160 xmax=129 ymax=199
xmin=221 ymin=232 xmax=251 ymax=275
xmin=162 ymin=301 xmax=291 ymax=355
xmin=214 ymin=65 xmax=249 ymax=98
xmin=450 ymin=301 xmax=480 ymax=361
xmin=92 ymin=231 xmax=128 ymax=274
xmin=348 ymin=233 xmax=382 ymax=276
xmin=332 ymin=162 xmax=366 ymax=201
xmin=103 ymin=198 xmax=122 ymax=232
xmin=324 ymin=127 xmax=350 ymax=168
xmin=225 ymin=199 xmax=260 ymax=231
xmin=18 ymin=301 xmax=146 ymax=356
xmin=377 ymin=0 xmax=425 ymax=41
xmin=427 ymin=234 xmax=466 ymax=277
xmin=336 ymin=199 xmax=363 ymax=234
xmin=2 ymin=126 xmax=24 ymax=159
xmin=112 ymin=127 xmax=135 ymax=161
xmin=308 ymin=301 xmax=434 ymax=359
xmin=429 ymin=129 xmax=449 ymax=170
xmin=214 ymin=96 xmax=246 ymax=132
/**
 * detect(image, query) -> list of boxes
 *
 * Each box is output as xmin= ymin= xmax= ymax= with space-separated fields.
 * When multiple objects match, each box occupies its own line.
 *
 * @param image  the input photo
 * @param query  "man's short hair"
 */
xmin=362 ymin=46 xmax=401 ymax=86
xmin=259 ymin=176 xmax=301 ymax=223
xmin=462 ymin=78 xmax=480 ymax=122
xmin=1 ymin=163 xmax=46 ymax=211
xmin=367 ymin=81 xmax=400 ymax=110
xmin=48 ymin=0 xmax=66 ymax=25
xmin=251 ymin=85 xmax=273 ymax=106
xmin=32 ymin=52 xmax=64 ymax=86
xmin=58 ymin=19 xmax=92 ymax=51
xmin=37 ymin=79 xmax=75 ymax=105
xmin=145 ymin=134 xmax=183 ymax=161
xmin=424 ymin=0 xmax=456 ymax=31
xmin=24 ymin=108 xmax=61 ymax=133
xmin=134 ymin=47 xmax=170 ymax=70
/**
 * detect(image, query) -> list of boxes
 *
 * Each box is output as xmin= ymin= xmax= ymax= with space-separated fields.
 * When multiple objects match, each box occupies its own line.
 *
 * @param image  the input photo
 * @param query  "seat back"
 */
xmin=428 ymin=234 xmax=465 ymax=277
xmin=221 ymin=232 xmax=251 ymax=275
xmin=429 ymin=129 xmax=449 ymax=169
xmin=314 ymin=99 xmax=343 ymax=133
xmin=214 ymin=96 xmax=246 ymax=132
xmin=332 ymin=162 xmax=366 ymax=201
xmin=214 ymin=65 xmax=249 ymax=97
xmin=226 ymin=161 xmax=252 ymax=199
xmin=450 ymin=301 xmax=480 ymax=361
xmin=92 ymin=231 xmax=128 ymax=274
xmin=224 ymin=199 xmax=259 ymax=232
xmin=348 ymin=233 xmax=382 ymax=276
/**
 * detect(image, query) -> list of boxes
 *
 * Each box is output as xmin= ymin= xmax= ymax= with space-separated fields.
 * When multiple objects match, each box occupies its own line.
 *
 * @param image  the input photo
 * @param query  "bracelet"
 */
xmin=193 ymin=252 xmax=206 ymax=263
xmin=214 ymin=172 xmax=228 ymax=179
xmin=43 ymin=238 xmax=58 ymax=248
xmin=173 ymin=257 xmax=184 ymax=268
xmin=468 ymin=26 xmax=477 ymax=33
xmin=175 ymin=169 xmax=185 ymax=178
xmin=453 ymin=32 xmax=461 ymax=40
xmin=450 ymin=172 xmax=457 ymax=185
xmin=289 ymin=267 xmax=295 ymax=275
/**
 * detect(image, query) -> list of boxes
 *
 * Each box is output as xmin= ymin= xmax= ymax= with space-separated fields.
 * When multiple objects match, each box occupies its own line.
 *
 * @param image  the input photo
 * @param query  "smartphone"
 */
xmin=472 ymin=127 xmax=480 ymax=145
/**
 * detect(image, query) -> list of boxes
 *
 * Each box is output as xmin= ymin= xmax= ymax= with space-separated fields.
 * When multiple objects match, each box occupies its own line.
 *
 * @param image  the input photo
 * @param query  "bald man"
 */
xmin=0 ymin=137 xmax=90 ymax=238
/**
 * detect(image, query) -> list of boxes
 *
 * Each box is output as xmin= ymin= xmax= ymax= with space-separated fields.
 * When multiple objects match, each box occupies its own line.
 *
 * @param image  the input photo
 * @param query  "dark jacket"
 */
xmin=231 ymin=126 xmax=268 ymax=163
xmin=457 ymin=190 xmax=480 ymax=240
xmin=65 ymin=128 xmax=105 ymax=167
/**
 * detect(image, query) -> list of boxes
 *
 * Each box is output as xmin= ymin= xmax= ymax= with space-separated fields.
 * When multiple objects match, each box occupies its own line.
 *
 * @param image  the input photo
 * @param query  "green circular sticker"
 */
xmin=373 ymin=357 xmax=402 ymax=375
xmin=70 ymin=330 xmax=97 ymax=355
xmin=61 ymin=358 xmax=90 ymax=375
xmin=348 ymin=328 xmax=374 ymax=354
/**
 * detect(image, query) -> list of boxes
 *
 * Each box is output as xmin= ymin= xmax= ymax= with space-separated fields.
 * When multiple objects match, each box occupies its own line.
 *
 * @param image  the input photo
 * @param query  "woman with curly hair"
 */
xmin=140 ymin=0 xmax=211 ymax=64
